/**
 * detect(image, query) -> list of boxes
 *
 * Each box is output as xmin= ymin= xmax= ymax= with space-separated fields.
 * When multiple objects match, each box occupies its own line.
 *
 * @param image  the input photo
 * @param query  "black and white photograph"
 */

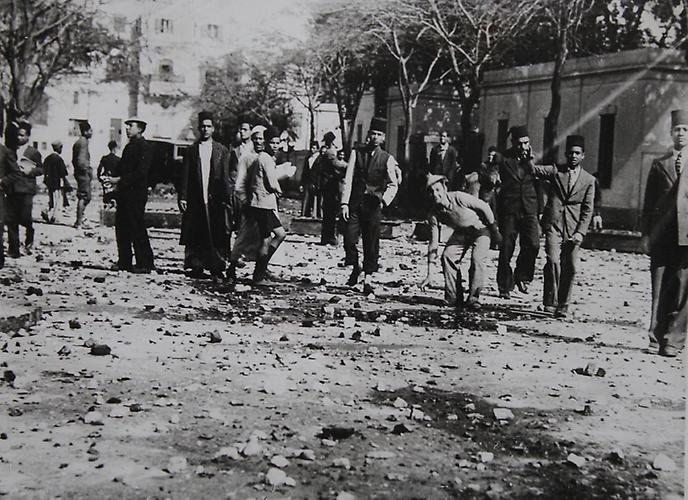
xmin=0 ymin=0 xmax=685 ymax=498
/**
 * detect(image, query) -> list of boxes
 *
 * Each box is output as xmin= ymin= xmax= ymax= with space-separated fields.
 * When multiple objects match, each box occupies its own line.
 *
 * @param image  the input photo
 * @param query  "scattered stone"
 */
xmin=573 ymin=363 xmax=606 ymax=377
xmin=241 ymin=439 xmax=263 ymax=457
xmin=332 ymin=458 xmax=351 ymax=469
xmin=386 ymin=472 xmax=407 ymax=481
xmin=265 ymin=467 xmax=295 ymax=487
xmin=69 ymin=319 xmax=81 ymax=329
xmin=270 ymin=455 xmax=289 ymax=468
xmin=608 ymin=449 xmax=624 ymax=464
xmin=214 ymin=446 xmax=241 ymax=461
xmin=90 ymin=344 xmax=111 ymax=356
xmin=343 ymin=316 xmax=356 ymax=329
xmin=496 ymin=324 xmax=507 ymax=335
xmin=83 ymin=411 xmax=105 ymax=425
xmin=318 ymin=426 xmax=355 ymax=441
xmin=478 ymin=452 xmax=494 ymax=463
xmin=57 ymin=345 xmax=71 ymax=356
xmin=652 ymin=454 xmax=676 ymax=471
xmin=393 ymin=397 xmax=408 ymax=409
xmin=391 ymin=423 xmax=413 ymax=435
xmin=166 ymin=455 xmax=188 ymax=474
xmin=336 ymin=492 xmax=356 ymax=500
xmin=493 ymin=408 xmax=514 ymax=420
xmin=3 ymin=370 xmax=15 ymax=383
xmin=366 ymin=450 xmax=396 ymax=460
xmin=108 ymin=406 xmax=128 ymax=419
xmin=208 ymin=331 xmax=222 ymax=343
xmin=567 ymin=453 xmax=586 ymax=467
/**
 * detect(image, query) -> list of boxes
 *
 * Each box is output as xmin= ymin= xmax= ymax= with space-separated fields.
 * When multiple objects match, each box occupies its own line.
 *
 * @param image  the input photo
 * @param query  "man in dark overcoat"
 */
xmin=319 ymin=132 xmax=347 ymax=245
xmin=178 ymin=111 xmax=232 ymax=278
xmin=42 ymin=140 xmax=69 ymax=222
xmin=104 ymin=117 xmax=154 ymax=273
xmin=428 ymin=130 xmax=460 ymax=190
xmin=642 ymin=109 xmax=688 ymax=357
xmin=0 ymin=143 xmax=17 ymax=268
xmin=495 ymin=125 xmax=541 ymax=299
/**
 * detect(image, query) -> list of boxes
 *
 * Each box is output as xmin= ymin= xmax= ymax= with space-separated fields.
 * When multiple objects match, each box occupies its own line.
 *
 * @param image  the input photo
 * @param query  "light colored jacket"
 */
xmin=245 ymin=151 xmax=282 ymax=210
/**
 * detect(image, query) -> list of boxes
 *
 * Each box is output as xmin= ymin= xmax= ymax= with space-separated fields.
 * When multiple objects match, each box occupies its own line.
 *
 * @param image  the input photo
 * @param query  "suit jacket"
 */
xmin=179 ymin=139 xmax=231 ymax=250
xmin=642 ymin=151 xmax=686 ymax=248
xmin=117 ymin=136 xmax=152 ymax=197
xmin=0 ymin=144 xmax=17 ymax=221
xmin=43 ymin=152 xmax=68 ymax=191
xmin=428 ymin=144 xmax=459 ymax=187
xmin=496 ymin=147 xmax=539 ymax=217
xmin=9 ymin=145 xmax=43 ymax=195
xmin=532 ymin=164 xmax=595 ymax=238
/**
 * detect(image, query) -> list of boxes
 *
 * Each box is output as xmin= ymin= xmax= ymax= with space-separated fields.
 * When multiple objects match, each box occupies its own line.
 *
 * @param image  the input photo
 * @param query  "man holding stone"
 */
xmin=642 ymin=109 xmax=688 ymax=357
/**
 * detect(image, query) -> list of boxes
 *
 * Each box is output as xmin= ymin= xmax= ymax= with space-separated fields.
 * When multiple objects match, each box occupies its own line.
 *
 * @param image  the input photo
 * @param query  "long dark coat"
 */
xmin=178 ymin=140 xmax=232 ymax=256
xmin=0 ymin=144 xmax=17 ymax=223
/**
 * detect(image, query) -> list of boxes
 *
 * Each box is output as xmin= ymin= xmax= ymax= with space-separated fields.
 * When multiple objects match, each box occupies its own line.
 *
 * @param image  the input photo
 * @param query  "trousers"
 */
xmin=543 ymin=229 xmax=579 ymax=308
xmin=6 ymin=193 xmax=34 ymax=255
xmin=344 ymin=195 xmax=382 ymax=274
xmin=115 ymin=193 xmax=154 ymax=269
xmin=651 ymin=242 xmax=688 ymax=350
xmin=321 ymin=184 xmax=340 ymax=244
xmin=442 ymin=230 xmax=490 ymax=306
xmin=497 ymin=212 xmax=540 ymax=292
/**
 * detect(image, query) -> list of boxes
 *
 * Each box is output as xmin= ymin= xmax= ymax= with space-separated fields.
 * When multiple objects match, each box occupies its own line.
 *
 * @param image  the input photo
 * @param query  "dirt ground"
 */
xmin=0 ymin=194 xmax=684 ymax=499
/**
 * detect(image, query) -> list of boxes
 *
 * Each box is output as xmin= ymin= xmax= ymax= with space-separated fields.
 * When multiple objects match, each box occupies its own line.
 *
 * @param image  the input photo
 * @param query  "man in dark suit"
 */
xmin=495 ymin=125 xmax=541 ymax=299
xmin=300 ymin=140 xmax=321 ymax=218
xmin=530 ymin=135 xmax=595 ymax=317
xmin=42 ymin=140 xmax=69 ymax=222
xmin=178 ymin=111 xmax=232 ymax=279
xmin=97 ymin=140 xmax=120 ymax=207
xmin=103 ymin=117 xmax=154 ymax=273
xmin=0 ymin=143 xmax=17 ymax=268
xmin=641 ymin=109 xmax=688 ymax=357
xmin=6 ymin=122 xmax=42 ymax=257
xmin=319 ymin=132 xmax=347 ymax=245
xmin=428 ymin=130 xmax=460 ymax=190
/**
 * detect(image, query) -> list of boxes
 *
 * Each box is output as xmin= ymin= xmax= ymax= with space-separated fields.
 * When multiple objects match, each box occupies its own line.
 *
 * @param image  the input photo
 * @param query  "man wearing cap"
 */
xmin=42 ymin=140 xmax=69 ymax=223
xmin=420 ymin=174 xmax=502 ymax=310
xmin=319 ymin=131 xmax=347 ymax=245
xmin=103 ymin=117 xmax=154 ymax=273
xmin=72 ymin=121 xmax=93 ymax=228
xmin=529 ymin=135 xmax=595 ymax=318
xmin=428 ymin=130 xmax=460 ymax=190
xmin=6 ymin=122 xmax=42 ymax=257
xmin=495 ymin=125 xmax=541 ymax=299
xmin=641 ymin=109 xmax=688 ymax=357
xmin=178 ymin=111 xmax=232 ymax=279
xmin=340 ymin=117 xmax=400 ymax=294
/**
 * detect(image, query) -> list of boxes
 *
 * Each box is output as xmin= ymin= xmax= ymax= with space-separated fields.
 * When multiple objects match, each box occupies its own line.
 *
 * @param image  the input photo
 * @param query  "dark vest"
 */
xmin=350 ymin=146 xmax=391 ymax=209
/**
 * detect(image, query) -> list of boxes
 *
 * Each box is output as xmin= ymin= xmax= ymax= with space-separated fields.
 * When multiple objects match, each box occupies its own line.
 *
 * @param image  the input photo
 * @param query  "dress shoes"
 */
xmin=346 ymin=266 xmax=360 ymax=286
xmin=544 ymin=305 xmax=557 ymax=314
xmin=658 ymin=344 xmax=679 ymax=358
xmin=515 ymin=281 xmax=529 ymax=293
xmin=554 ymin=305 xmax=569 ymax=318
xmin=131 ymin=266 xmax=153 ymax=274
xmin=499 ymin=291 xmax=511 ymax=299
xmin=362 ymin=283 xmax=375 ymax=296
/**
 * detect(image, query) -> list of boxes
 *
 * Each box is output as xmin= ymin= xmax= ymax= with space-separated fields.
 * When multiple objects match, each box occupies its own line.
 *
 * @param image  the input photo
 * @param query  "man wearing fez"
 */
xmin=319 ymin=131 xmax=347 ymax=245
xmin=495 ymin=125 xmax=541 ymax=299
xmin=420 ymin=174 xmax=502 ymax=310
xmin=428 ymin=130 xmax=460 ymax=190
xmin=6 ymin=122 xmax=42 ymax=257
xmin=72 ymin=120 xmax=93 ymax=228
xmin=42 ymin=140 xmax=69 ymax=223
xmin=529 ymin=135 xmax=596 ymax=318
xmin=178 ymin=111 xmax=232 ymax=279
xmin=103 ymin=117 xmax=154 ymax=273
xmin=340 ymin=116 xmax=400 ymax=295
xmin=642 ymin=109 xmax=688 ymax=357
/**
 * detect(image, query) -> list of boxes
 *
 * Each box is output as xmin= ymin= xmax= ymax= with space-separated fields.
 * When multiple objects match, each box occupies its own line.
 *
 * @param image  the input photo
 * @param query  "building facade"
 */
xmin=480 ymin=48 xmax=688 ymax=230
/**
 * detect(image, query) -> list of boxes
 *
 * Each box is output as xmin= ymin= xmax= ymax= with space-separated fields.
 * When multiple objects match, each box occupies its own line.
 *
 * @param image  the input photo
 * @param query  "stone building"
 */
xmin=480 ymin=48 xmax=688 ymax=230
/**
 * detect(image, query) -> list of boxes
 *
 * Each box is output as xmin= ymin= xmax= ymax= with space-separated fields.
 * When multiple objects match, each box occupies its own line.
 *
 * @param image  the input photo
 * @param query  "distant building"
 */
xmin=480 ymin=48 xmax=688 ymax=230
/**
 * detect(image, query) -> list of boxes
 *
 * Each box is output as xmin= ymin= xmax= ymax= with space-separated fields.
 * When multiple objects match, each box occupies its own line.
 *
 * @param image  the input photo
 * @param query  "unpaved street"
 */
xmin=0 ymin=197 xmax=684 ymax=499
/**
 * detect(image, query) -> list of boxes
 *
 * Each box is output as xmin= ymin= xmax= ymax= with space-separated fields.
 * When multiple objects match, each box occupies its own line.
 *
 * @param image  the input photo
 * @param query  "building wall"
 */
xmin=480 ymin=48 xmax=688 ymax=229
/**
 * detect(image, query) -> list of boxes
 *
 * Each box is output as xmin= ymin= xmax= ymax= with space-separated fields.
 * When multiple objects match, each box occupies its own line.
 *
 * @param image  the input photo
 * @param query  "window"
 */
xmin=159 ymin=59 xmax=174 ymax=81
xmin=597 ymin=113 xmax=615 ymax=189
xmin=113 ymin=15 xmax=126 ymax=33
xmin=156 ymin=18 xmax=172 ymax=33
xmin=497 ymin=119 xmax=508 ymax=152
xmin=206 ymin=24 xmax=220 ymax=40
xmin=73 ymin=91 xmax=79 ymax=105
xmin=356 ymin=123 xmax=362 ymax=144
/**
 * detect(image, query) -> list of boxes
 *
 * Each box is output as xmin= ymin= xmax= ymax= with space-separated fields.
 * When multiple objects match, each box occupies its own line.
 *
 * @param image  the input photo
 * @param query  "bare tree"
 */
xmin=420 ymin=0 xmax=542 ymax=140
xmin=285 ymin=45 xmax=327 ymax=146
xmin=0 ymin=0 xmax=116 ymax=140
xmin=541 ymin=0 xmax=595 ymax=162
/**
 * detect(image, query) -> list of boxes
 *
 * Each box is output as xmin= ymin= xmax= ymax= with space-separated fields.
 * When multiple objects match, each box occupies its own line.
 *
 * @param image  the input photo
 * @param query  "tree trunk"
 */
xmin=308 ymin=103 xmax=316 ymax=146
xmin=128 ymin=17 xmax=142 ymax=118
xmin=544 ymin=21 xmax=569 ymax=164
xmin=334 ymin=89 xmax=348 ymax=152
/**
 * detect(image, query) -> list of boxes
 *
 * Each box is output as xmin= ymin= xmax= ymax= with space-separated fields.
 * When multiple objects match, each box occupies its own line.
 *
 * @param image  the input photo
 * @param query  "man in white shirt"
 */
xmin=178 ymin=111 xmax=232 ymax=279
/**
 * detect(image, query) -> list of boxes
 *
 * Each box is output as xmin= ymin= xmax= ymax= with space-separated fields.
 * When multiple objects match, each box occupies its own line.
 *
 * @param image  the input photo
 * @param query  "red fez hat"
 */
xmin=509 ymin=125 xmax=529 ymax=139
xmin=565 ymin=134 xmax=585 ymax=151
xmin=369 ymin=116 xmax=387 ymax=133
xmin=198 ymin=111 xmax=214 ymax=123
xmin=671 ymin=109 xmax=688 ymax=128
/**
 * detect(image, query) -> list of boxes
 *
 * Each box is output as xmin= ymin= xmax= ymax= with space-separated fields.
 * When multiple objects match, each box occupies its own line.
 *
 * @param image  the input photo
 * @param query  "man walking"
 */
xmin=42 ymin=141 xmax=69 ymax=223
xmin=641 ymin=109 xmax=688 ymax=357
xmin=300 ymin=140 xmax=321 ymax=218
xmin=340 ymin=117 xmax=400 ymax=295
xmin=319 ymin=132 xmax=347 ymax=245
xmin=0 ymin=143 xmax=17 ymax=268
xmin=529 ymin=135 xmax=595 ymax=317
xmin=420 ymin=174 xmax=501 ymax=310
xmin=178 ymin=111 xmax=232 ymax=279
xmin=72 ymin=121 xmax=93 ymax=228
xmin=103 ymin=117 xmax=154 ymax=273
xmin=228 ymin=121 xmax=254 ymax=236
xmin=6 ymin=122 xmax=42 ymax=257
xmin=495 ymin=125 xmax=541 ymax=299
xmin=428 ymin=130 xmax=460 ymax=190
